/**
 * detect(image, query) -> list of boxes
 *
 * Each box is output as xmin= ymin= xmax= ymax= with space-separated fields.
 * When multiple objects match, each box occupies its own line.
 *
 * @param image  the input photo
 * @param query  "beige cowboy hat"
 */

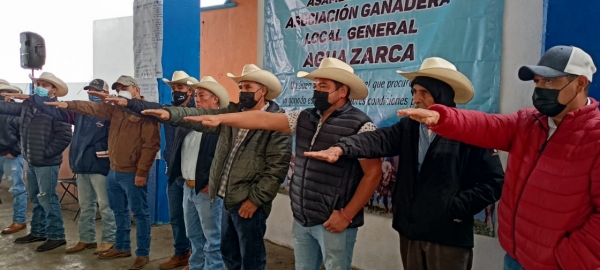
xmin=227 ymin=64 xmax=282 ymax=100
xmin=188 ymin=76 xmax=230 ymax=108
xmin=396 ymin=57 xmax=474 ymax=104
xmin=0 ymin=83 xmax=22 ymax=94
xmin=297 ymin=58 xmax=368 ymax=100
xmin=0 ymin=79 xmax=9 ymax=85
xmin=29 ymin=72 xmax=68 ymax=97
xmin=162 ymin=70 xmax=199 ymax=86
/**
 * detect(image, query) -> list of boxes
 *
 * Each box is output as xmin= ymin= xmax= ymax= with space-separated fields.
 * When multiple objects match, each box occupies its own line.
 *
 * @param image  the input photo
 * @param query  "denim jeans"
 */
xmin=76 ymin=173 xmax=116 ymax=243
xmin=27 ymin=165 xmax=65 ymax=240
xmin=0 ymin=155 xmax=26 ymax=224
xmin=168 ymin=179 xmax=190 ymax=256
xmin=504 ymin=254 xmax=525 ymax=270
xmin=221 ymin=203 xmax=267 ymax=270
xmin=106 ymin=170 xmax=151 ymax=256
xmin=292 ymin=220 xmax=358 ymax=270
xmin=182 ymin=184 xmax=223 ymax=270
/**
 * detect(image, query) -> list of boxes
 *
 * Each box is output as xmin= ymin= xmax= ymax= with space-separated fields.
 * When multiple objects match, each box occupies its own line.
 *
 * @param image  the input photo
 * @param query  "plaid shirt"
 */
xmin=217 ymin=103 xmax=269 ymax=197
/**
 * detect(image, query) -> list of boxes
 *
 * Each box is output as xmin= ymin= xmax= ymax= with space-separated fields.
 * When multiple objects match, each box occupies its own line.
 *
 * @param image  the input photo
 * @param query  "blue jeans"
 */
xmin=221 ymin=203 xmax=267 ymax=270
xmin=106 ymin=170 xmax=150 ymax=256
xmin=183 ymin=184 xmax=223 ymax=270
xmin=27 ymin=165 xmax=65 ymax=240
xmin=292 ymin=220 xmax=358 ymax=270
xmin=76 ymin=173 xmax=116 ymax=243
xmin=168 ymin=179 xmax=190 ymax=256
xmin=0 ymin=155 xmax=26 ymax=224
xmin=504 ymin=254 xmax=525 ymax=270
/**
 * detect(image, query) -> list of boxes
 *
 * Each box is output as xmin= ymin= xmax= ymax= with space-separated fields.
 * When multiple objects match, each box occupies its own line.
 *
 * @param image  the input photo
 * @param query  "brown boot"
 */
xmin=66 ymin=242 xmax=97 ymax=253
xmin=1 ymin=223 xmax=26 ymax=234
xmin=97 ymin=248 xmax=132 ymax=260
xmin=129 ymin=256 xmax=149 ymax=270
xmin=159 ymin=251 xmax=190 ymax=270
xmin=93 ymin=243 xmax=114 ymax=255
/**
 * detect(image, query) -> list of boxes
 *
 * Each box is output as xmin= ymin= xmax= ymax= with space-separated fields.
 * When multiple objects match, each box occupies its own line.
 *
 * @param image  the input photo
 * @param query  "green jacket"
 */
xmin=164 ymin=101 xmax=292 ymax=216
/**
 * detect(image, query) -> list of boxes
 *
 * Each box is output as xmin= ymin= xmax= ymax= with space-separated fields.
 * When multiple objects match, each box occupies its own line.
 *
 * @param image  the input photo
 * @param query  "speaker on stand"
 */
xmin=20 ymin=32 xmax=46 ymax=92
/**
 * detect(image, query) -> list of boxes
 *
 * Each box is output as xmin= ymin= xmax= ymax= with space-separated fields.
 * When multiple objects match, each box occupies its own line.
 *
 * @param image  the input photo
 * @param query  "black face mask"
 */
xmin=239 ymin=90 xmax=259 ymax=109
xmin=532 ymin=79 xmax=577 ymax=117
xmin=171 ymin=92 xmax=188 ymax=106
xmin=312 ymin=89 xmax=340 ymax=112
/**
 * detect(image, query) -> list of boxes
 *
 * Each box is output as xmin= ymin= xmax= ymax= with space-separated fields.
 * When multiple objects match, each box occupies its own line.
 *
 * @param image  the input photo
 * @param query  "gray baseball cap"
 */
xmin=519 ymin=45 xmax=596 ymax=82
xmin=84 ymin=79 xmax=109 ymax=91
xmin=111 ymin=75 xmax=138 ymax=90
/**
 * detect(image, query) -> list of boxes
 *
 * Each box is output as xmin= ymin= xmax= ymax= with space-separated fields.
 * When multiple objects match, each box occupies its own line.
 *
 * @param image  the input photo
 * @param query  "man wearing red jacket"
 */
xmin=400 ymin=45 xmax=600 ymax=270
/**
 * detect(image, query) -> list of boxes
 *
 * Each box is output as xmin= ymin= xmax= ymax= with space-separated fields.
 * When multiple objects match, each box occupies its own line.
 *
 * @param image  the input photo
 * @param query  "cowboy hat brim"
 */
xmin=396 ymin=68 xmax=474 ymax=104
xmin=188 ymin=81 xmax=230 ymax=108
xmin=0 ymin=84 xmax=22 ymax=94
xmin=297 ymin=68 xmax=368 ymax=100
xmin=29 ymin=74 xmax=68 ymax=97
xmin=162 ymin=77 xmax=198 ymax=86
xmin=227 ymin=70 xmax=282 ymax=100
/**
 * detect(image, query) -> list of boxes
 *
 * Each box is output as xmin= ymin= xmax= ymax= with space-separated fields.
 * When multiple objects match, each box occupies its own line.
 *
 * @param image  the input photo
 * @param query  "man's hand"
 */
xmin=44 ymin=101 xmax=68 ymax=109
xmin=183 ymin=115 xmax=222 ymax=127
xmin=238 ymin=199 xmax=258 ymax=219
xmin=200 ymin=185 xmax=209 ymax=194
xmin=1 ymin=93 xmax=30 ymax=101
xmin=323 ymin=210 xmax=351 ymax=233
xmin=88 ymin=91 xmax=110 ymax=100
xmin=141 ymin=109 xmax=170 ymax=120
xmin=6 ymin=153 xmax=15 ymax=159
xmin=135 ymin=176 xmax=147 ymax=187
xmin=397 ymin=108 xmax=440 ymax=126
xmin=104 ymin=96 xmax=128 ymax=107
xmin=304 ymin=146 xmax=344 ymax=163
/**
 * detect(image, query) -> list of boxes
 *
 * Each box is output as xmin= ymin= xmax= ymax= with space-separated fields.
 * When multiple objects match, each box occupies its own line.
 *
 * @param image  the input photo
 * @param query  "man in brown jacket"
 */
xmin=45 ymin=75 xmax=160 ymax=270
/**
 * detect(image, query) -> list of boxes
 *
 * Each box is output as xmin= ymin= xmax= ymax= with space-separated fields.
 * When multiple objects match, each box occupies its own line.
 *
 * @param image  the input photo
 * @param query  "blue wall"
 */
xmin=543 ymin=0 xmax=600 ymax=100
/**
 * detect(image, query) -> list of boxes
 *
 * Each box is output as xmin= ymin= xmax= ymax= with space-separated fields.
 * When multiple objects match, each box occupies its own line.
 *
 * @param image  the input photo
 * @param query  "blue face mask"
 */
xmin=89 ymin=95 xmax=103 ymax=103
xmin=34 ymin=87 xmax=50 ymax=97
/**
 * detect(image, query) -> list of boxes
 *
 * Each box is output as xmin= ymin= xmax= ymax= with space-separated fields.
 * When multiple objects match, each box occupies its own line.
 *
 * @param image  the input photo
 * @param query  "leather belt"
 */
xmin=184 ymin=180 xmax=195 ymax=188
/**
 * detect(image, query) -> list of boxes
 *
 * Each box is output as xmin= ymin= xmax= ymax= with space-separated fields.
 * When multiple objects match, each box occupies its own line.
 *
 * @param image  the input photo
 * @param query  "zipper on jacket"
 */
xmin=299 ymin=120 xmax=325 ymax=223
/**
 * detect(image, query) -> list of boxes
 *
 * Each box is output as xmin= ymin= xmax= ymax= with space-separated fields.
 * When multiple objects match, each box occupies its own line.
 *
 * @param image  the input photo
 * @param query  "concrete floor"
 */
xmin=0 ymin=181 xmax=296 ymax=270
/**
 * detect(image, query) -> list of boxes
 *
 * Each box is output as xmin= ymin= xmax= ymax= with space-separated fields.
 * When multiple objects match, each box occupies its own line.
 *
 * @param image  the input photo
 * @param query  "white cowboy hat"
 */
xmin=227 ymin=64 xmax=282 ymax=100
xmin=0 ymin=79 xmax=9 ymax=85
xmin=396 ymin=57 xmax=474 ymax=104
xmin=188 ymin=76 xmax=230 ymax=108
xmin=162 ymin=70 xmax=199 ymax=86
xmin=297 ymin=58 xmax=368 ymax=100
xmin=29 ymin=72 xmax=68 ymax=97
xmin=0 ymin=84 xmax=22 ymax=94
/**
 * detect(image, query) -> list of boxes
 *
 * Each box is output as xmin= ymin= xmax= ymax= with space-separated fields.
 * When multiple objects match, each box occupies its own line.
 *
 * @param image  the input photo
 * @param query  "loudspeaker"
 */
xmin=20 ymin=32 xmax=46 ymax=70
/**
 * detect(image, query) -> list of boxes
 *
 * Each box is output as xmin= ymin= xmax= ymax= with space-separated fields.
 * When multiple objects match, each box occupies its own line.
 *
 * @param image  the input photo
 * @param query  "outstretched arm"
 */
xmin=183 ymin=110 xmax=292 ymax=134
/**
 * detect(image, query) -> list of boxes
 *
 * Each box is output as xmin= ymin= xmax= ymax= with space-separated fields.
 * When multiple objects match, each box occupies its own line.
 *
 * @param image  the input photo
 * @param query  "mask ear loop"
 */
xmin=559 ymin=77 xmax=578 ymax=106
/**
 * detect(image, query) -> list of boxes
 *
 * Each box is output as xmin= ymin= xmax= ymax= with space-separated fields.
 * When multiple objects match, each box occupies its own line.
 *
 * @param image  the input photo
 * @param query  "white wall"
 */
xmin=262 ymin=0 xmax=545 ymax=269
xmin=93 ymin=16 xmax=134 ymax=86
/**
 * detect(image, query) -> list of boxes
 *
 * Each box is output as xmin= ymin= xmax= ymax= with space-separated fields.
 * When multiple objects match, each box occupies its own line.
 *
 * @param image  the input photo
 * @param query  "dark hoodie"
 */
xmin=0 ymin=100 xmax=21 ymax=157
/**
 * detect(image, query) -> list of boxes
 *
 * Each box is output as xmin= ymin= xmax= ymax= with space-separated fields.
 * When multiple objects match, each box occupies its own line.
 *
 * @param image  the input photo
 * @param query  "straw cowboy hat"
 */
xmin=0 ymin=83 xmax=22 ymax=94
xmin=297 ymin=58 xmax=368 ymax=100
xmin=396 ymin=57 xmax=474 ymax=104
xmin=227 ymin=64 xmax=282 ymax=100
xmin=162 ymin=70 xmax=199 ymax=86
xmin=188 ymin=76 xmax=230 ymax=108
xmin=0 ymin=79 xmax=9 ymax=85
xmin=29 ymin=72 xmax=68 ymax=97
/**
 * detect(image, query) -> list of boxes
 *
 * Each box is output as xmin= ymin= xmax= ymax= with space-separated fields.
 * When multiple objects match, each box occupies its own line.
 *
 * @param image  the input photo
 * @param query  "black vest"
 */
xmin=290 ymin=102 xmax=371 ymax=228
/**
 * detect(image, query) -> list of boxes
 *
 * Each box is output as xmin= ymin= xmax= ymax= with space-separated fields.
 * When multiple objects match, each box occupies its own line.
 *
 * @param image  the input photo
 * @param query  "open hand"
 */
xmin=141 ymin=109 xmax=170 ymax=120
xmin=304 ymin=146 xmax=343 ymax=163
xmin=1 ymin=93 xmax=30 ymax=101
xmin=397 ymin=108 xmax=440 ymax=126
xmin=88 ymin=91 xmax=110 ymax=100
xmin=44 ymin=101 xmax=68 ymax=109
xmin=104 ymin=96 xmax=128 ymax=107
xmin=183 ymin=115 xmax=221 ymax=127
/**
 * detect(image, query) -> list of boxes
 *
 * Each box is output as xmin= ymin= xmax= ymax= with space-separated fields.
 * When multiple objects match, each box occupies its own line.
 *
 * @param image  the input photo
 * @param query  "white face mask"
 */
xmin=118 ymin=91 xmax=132 ymax=99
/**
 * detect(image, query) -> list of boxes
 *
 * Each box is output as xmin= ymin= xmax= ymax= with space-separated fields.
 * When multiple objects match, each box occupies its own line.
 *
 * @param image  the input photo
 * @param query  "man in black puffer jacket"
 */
xmin=0 ymin=72 xmax=72 ymax=253
xmin=0 ymin=82 xmax=27 ymax=236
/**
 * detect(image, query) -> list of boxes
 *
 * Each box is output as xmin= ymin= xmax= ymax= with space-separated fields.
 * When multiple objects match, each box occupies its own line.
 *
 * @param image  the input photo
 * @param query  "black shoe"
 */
xmin=14 ymin=234 xmax=47 ymax=244
xmin=35 ymin=239 xmax=66 ymax=252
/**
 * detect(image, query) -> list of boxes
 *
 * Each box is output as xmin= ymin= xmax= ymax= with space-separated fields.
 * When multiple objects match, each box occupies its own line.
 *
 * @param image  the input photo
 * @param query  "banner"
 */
xmin=267 ymin=0 xmax=504 ymax=237
xmin=133 ymin=0 xmax=163 ymax=79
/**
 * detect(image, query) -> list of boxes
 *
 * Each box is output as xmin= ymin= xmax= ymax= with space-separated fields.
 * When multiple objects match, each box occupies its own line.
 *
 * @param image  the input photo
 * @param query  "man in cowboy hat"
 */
xmin=399 ymin=46 xmax=600 ymax=270
xmin=300 ymin=57 xmax=504 ymax=270
xmin=141 ymin=64 xmax=292 ymax=270
xmin=183 ymin=58 xmax=384 ymax=269
xmin=0 ymin=83 xmax=27 ymax=235
xmin=28 ymin=78 xmax=116 ymax=255
xmin=42 ymin=75 xmax=160 ymax=270
xmin=0 ymin=72 xmax=73 ymax=252
xmin=102 ymin=75 xmax=229 ymax=270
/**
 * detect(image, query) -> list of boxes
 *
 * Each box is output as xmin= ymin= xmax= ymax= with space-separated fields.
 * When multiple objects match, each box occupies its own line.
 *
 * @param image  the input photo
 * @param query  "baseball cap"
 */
xmin=111 ymin=75 xmax=138 ymax=90
xmin=518 ymin=45 xmax=596 ymax=82
xmin=83 ymin=79 xmax=109 ymax=91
